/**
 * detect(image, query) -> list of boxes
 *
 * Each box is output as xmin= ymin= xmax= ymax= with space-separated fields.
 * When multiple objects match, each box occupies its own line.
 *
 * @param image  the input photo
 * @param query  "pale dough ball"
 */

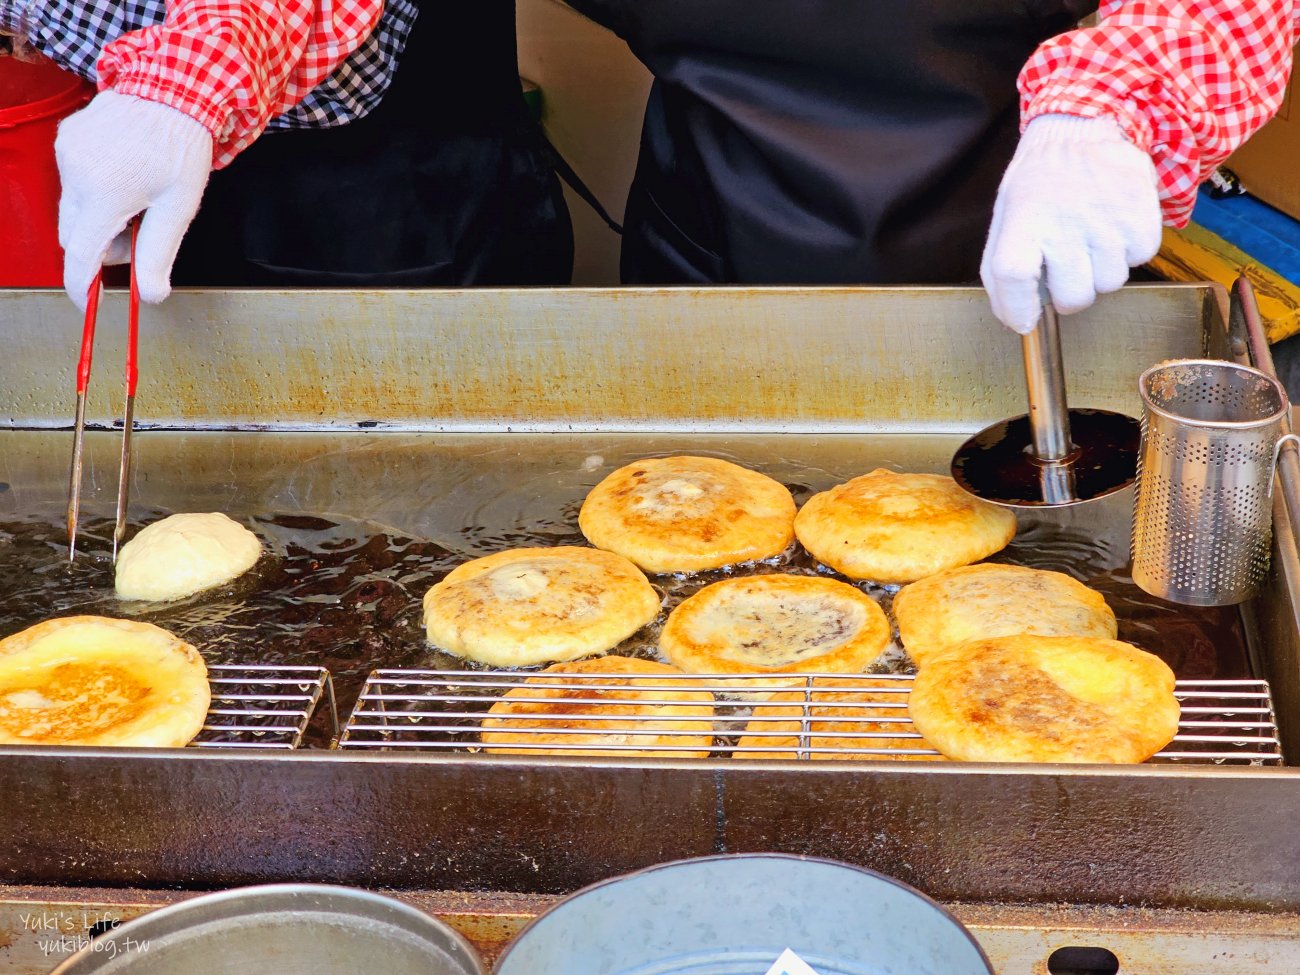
xmin=116 ymin=513 xmax=262 ymax=602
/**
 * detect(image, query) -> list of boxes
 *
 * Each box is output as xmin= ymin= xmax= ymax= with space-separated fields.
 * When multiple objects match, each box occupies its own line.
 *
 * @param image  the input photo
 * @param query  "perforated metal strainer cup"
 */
xmin=1132 ymin=358 xmax=1300 ymax=606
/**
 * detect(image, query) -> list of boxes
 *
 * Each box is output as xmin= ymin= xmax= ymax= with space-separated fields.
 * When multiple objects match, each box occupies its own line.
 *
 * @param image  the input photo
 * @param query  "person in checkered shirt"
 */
xmin=10 ymin=0 xmax=1298 ymax=332
xmin=565 ymin=0 xmax=1298 ymax=331
xmin=985 ymin=0 xmax=1300 ymax=331
xmin=8 ymin=0 xmax=572 ymax=304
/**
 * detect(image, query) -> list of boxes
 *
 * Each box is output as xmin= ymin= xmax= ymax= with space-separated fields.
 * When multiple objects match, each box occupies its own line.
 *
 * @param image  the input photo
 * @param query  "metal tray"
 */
xmin=1 ymin=285 xmax=1297 ymax=914
xmin=338 ymin=670 xmax=1283 ymax=764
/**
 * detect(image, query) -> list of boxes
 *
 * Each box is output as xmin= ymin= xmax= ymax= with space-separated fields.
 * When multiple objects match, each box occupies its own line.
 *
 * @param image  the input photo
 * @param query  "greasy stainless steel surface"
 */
xmin=0 ymin=286 xmax=1213 ymax=431
xmin=1242 ymin=516 xmax=1300 ymax=761
xmin=1234 ymin=278 xmax=1300 ymax=763
xmin=339 ymin=670 xmax=1282 ymax=764
xmin=1 ymin=285 xmax=1298 ymax=913
xmin=0 ymin=430 xmax=1256 ymax=744
xmin=1 ymin=887 xmax=1297 ymax=975
xmin=1236 ymin=277 xmax=1300 ymax=542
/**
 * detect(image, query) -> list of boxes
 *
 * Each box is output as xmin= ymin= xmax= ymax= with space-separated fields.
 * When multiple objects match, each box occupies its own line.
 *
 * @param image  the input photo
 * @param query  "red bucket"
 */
xmin=0 ymin=52 xmax=94 ymax=286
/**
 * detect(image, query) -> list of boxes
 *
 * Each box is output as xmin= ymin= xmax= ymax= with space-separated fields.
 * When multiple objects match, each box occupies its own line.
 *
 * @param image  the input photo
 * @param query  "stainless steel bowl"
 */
xmin=46 ymin=884 xmax=484 ymax=975
xmin=495 ymin=853 xmax=993 ymax=975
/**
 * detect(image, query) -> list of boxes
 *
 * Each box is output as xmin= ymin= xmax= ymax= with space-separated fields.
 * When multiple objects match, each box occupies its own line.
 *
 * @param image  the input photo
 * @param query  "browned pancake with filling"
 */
xmin=908 ymin=635 xmax=1180 ymax=764
xmin=423 ymin=546 xmax=661 ymax=667
xmin=480 ymin=657 xmax=715 ymax=757
xmin=734 ymin=676 xmax=943 ymax=761
xmin=794 ymin=469 xmax=1017 ymax=583
xmin=659 ymin=574 xmax=890 ymax=678
xmin=579 ymin=456 xmax=796 ymax=573
xmin=893 ymin=563 xmax=1117 ymax=668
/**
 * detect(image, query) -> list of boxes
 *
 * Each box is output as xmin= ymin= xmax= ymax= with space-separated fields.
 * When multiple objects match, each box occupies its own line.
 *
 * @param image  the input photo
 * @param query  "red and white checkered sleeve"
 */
xmin=95 ymin=0 xmax=384 ymax=169
xmin=1019 ymin=0 xmax=1300 ymax=226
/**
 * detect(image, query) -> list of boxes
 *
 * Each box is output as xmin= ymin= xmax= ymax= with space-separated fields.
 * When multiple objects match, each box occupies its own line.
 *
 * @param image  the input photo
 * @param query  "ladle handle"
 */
xmin=1022 ymin=278 xmax=1073 ymax=462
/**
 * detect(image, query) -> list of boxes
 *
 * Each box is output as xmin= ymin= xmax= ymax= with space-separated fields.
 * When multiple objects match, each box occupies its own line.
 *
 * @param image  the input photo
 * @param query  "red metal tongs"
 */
xmin=66 ymin=217 xmax=141 ymax=562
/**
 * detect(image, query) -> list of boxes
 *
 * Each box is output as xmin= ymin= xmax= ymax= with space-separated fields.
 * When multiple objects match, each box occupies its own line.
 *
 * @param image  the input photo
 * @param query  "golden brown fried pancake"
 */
xmin=793 ymin=469 xmax=1017 ymax=584
xmin=423 ymin=546 xmax=661 ymax=667
xmin=116 ymin=512 xmax=262 ymax=602
xmin=893 ymin=563 xmax=1117 ymax=668
xmin=908 ymin=635 xmax=1180 ymax=764
xmin=480 ymin=657 xmax=715 ymax=757
xmin=659 ymin=574 xmax=890 ymax=678
xmin=734 ymin=676 xmax=943 ymax=761
xmin=0 ymin=616 xmax=210 ymax=747
xmin=579 ymin=456 xmax=796 ymax=573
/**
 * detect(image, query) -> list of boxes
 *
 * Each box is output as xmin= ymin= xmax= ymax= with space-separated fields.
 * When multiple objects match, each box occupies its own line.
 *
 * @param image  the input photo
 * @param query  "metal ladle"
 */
xmin=950 ymin=284 xmax=1140 ymax=507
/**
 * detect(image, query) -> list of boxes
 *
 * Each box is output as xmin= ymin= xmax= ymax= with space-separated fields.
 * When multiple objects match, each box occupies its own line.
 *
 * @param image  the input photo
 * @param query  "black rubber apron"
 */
xmin=567 ymin=0 xmax=1096 ymax=284
xmin=172 ymin=2 xmax=573 ymax=287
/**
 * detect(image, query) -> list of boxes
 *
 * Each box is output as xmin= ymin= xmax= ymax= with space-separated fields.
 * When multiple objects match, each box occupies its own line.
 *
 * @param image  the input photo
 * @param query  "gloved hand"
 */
xmin=981 ymin=114 xmax=1163 ymax=334
xmin=55 ymin=91 xmax=213 ymax=311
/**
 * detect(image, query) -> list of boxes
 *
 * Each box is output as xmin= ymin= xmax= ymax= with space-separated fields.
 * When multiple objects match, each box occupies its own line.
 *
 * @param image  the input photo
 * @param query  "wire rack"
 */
xmin=193 ymin=665 xmax=337 ymax=749
xmin=338 ymin=670 xmax=1283 ymax=765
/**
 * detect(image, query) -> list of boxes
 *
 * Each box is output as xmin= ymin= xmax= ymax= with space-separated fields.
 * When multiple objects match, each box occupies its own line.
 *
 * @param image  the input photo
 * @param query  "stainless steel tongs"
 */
xmin=67 ymin=218 xmax=141 ymax=562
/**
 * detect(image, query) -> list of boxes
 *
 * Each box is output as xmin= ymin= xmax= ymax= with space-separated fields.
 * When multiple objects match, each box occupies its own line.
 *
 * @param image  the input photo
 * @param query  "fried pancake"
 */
xmin=734 ymin=676 xmax=943 ymax=761
xmin=659 ymin=575 xmax=890 ymax=677
xmin=116 ymin=512 xmax=262 ymax=602
xmin=578 ymin=456 xmax=796 ymax=573
xmin=793 ymin=469 xmax=1017 ymax=584
xmin=423 ymin=546 xmax=661 ymax=667
xmin=0 ymin=616 xmax=210 ymax=747
xmin=908 ymin=635 xmax=1180 ymax=764
xmin=894 ymin=563 xmax=1117 ymax=668
xmin=480 ymin=657 xmax=715 ymax=757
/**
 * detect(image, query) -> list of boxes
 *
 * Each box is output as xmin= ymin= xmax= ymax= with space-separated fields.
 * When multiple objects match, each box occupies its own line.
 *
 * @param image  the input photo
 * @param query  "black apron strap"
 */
xmin=538 ymin=133 xmax=623 ymax=236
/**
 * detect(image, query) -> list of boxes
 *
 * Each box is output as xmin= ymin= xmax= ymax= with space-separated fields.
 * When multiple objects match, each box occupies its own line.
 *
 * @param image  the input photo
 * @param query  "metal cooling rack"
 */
xmin=338 ymin=670 xmax=1283 ymax=765
xmin=193 ymin=665 xmax=337 ymax=749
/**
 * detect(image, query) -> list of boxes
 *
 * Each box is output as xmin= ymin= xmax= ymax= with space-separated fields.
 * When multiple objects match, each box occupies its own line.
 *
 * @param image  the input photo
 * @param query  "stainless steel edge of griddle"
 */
xmin=2 ymin=285 xmax=1298 ymax=933
xmin=1234 ymin=275 xmax=1300 ymax=548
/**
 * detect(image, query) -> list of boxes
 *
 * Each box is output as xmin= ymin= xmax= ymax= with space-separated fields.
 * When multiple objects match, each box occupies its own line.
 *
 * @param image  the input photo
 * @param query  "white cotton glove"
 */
xmin=981 ymin=114 xmax=1163 ymax=334
xmin=55 ymin=91 xmax=214 ymax=312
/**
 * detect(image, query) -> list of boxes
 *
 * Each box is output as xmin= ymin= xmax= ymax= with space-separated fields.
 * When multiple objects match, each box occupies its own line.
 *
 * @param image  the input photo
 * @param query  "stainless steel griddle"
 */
xmin=0 ymin=285 xmax=1297 ymax=973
